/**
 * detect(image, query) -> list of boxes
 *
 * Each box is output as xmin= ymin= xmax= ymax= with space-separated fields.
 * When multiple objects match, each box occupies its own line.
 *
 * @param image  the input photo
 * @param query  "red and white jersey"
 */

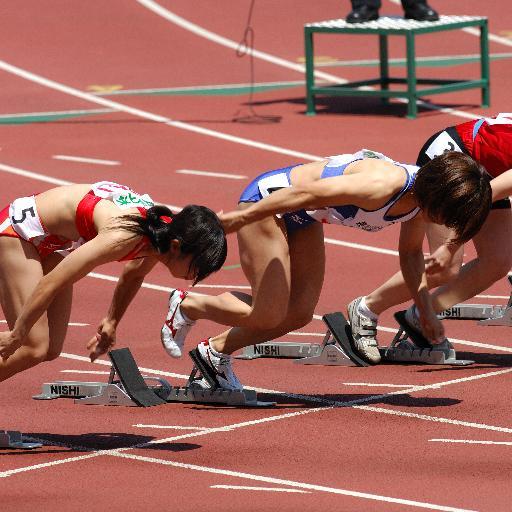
xmin=455 ymin=113 xmax=512 ymax=177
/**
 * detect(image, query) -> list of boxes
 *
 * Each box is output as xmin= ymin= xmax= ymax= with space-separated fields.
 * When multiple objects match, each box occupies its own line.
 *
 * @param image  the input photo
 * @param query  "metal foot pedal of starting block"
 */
xmin=33 ymin=348 xmax=170 ymax=407
xmin=381 ymin=329 xmax=474 ymax=366
xmin=0 ymin=430 xmax=42 ymax=450
xmin=236 ymin=312 xmax=368 ymax=366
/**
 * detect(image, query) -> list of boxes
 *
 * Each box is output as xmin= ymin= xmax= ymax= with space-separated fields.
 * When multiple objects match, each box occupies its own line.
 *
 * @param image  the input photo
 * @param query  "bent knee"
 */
xmin=45 ymin=348 xmax=62 ymax=361
xmin=23 ymin=346 xmax=49 ymax=366
xmin=249 ymin=309 xmax=287 ymax=331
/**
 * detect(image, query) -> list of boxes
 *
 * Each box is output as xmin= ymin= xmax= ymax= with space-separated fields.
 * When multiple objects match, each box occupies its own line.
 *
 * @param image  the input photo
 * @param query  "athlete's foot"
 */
xmin=192 ymin=339 xmax=243 ymax=391
xmin=161 ymin=289 xmax=195 ymax=358
xmin=347 ymin=297 xmax=381 ymax=364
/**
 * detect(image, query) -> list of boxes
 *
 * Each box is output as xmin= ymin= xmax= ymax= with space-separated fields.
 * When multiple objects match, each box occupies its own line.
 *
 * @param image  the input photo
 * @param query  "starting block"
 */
xmin=33 ymin=348 xmax=273 ymax=408
xmin=439 ymin=284 xmax=512 ymax=327
xmin=0 ymin=430 xmax=42 ymax=450
xmin=236 ymin=312 xmax=369 ymax=367
xmin=380 ymin=331 xmax=474 ymax=365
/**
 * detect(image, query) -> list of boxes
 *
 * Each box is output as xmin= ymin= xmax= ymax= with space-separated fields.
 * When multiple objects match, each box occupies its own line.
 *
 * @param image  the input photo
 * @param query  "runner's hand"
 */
xmin=219 ymin=210 xmax=245 ymax=234
xmin=424 ymin=245 xmax=453 ymax=275
xmin=419 ymin=309 xmax=445 ymax=344
xmin=0 ymin=331 xmax=22 ymax=361
xmin=87 ymin=319 xmax=116 ymax=362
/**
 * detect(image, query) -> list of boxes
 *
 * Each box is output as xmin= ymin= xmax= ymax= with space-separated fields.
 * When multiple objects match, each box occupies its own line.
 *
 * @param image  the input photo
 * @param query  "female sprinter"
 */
xmin=0 ymin=181 xmax=226 ymax=381
xmin=160 ymin=150 xmax=491 ymax=389
xmin=346 ymin=113 xmax=512 ymax=363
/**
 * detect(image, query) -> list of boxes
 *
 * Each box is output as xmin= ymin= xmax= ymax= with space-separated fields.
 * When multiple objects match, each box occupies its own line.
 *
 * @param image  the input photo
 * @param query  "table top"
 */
xmin=305 ymin=15 xmax=487 ymax=34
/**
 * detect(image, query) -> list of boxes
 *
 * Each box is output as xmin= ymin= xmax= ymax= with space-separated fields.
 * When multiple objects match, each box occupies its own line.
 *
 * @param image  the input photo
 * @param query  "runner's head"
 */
xmin=123 ymin=204 xmax=227 ymax=284
xmin=414 ymin=151 xmax=491 ymax=244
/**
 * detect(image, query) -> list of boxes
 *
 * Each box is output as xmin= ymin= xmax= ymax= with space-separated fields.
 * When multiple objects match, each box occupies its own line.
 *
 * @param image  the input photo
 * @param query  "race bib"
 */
xmin=425 ymin=131 xmax=463 ymax=160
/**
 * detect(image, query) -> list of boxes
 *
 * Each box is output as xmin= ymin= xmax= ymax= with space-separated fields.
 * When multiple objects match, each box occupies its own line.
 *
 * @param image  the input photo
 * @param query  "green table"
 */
xmin=304 ymin=15 xmax=489 ymax=119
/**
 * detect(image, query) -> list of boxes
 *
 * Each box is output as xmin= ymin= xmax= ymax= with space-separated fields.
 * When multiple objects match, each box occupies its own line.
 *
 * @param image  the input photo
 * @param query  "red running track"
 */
xmin=1 ymin=1 xmax=512 ymax=510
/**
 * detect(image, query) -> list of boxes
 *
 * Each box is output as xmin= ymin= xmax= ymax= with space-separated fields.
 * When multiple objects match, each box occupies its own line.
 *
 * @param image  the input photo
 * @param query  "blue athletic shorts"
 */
xmin=239 ymin=160 xmax=352 ymax=232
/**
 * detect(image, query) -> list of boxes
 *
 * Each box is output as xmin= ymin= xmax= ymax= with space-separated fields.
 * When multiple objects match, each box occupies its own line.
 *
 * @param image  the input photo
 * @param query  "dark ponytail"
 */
xmin=118 ymin=204 xmax=227 ymax=284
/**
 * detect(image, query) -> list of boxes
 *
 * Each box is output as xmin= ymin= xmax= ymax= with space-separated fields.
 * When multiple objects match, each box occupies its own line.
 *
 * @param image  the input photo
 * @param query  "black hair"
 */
xmin=414 ymin=152 xmax=492 ymax=244
xmin=118 ymin=204 xmax=227 ymax=284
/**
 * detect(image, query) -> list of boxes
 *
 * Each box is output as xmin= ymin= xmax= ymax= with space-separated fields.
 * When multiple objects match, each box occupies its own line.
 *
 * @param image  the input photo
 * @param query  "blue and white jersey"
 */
xmin=305 ymin=149 xmax=420 ymax=232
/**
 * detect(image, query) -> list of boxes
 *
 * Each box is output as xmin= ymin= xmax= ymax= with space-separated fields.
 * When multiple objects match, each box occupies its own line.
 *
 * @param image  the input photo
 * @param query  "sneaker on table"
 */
xmin=160 ymin=289 xmax=195 ymax=358
xmin=347 ymin=297 xmax=381 ymax=364
xmin=196 ymin=340 xmax=243 ymax=391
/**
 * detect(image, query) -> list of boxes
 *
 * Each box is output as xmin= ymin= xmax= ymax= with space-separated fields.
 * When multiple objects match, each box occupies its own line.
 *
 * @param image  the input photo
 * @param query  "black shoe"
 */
xmin=404 ymin=3 xmax=439 ymax=21
xmin=346 ymin=5 xmax=379 ymax=23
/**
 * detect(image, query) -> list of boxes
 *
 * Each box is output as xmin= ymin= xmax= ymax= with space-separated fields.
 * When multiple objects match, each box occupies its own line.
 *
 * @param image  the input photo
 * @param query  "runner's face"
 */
xmin=165 ymin=251 xmax=195 ymax=281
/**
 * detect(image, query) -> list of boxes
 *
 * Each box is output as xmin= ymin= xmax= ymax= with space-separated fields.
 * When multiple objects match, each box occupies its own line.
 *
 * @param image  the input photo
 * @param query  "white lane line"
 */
xmin=211 ymin=485 xmax=311 ymax=493
xmin=138 ymin=0 xmax=486 ymax=123
xmin=0 ymin=60 xmax=322 ymax=163
xmin=0 ymin=108 xmax=113 ymax=119
xmin=1 ymin=320 xmax=87 ymax=327
xmin=133 ymin=424 xmax=210 ymax=431
xmin=357 ymin=406 xmax=512 ymax=434
xmin=135 ymin=0 xmax=345 ymax=84
xmin=429 ymin=439 xmax=512 ymax=446
xmin=112 ymin=452 xmax=474 ymax=512
xmin=343 ymin=382 xmax=412 ymax=388
xmin=53 ymin=155 xmax=121 ymax=166
xmin=324 ymin=237 xmax=398 ymax=256
xmin=193 ymin=283 xmax=251 ymax=289
xmin=60 ymin=370 xmax=110 ymax=375
xmin=176 ymin=169 xmax=247 ymax=180
xmin=475 ymin=294 xmax=509 ymax=300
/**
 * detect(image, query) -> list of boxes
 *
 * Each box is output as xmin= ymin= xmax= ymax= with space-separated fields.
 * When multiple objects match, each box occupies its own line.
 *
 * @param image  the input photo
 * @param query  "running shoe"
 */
xmin=190 ymin=340 xmax=243 ymax=391
xmin=347 ymin=297 xmax=381 ymax=364
xmin=160 ymin=289 xmax=195 ymax=358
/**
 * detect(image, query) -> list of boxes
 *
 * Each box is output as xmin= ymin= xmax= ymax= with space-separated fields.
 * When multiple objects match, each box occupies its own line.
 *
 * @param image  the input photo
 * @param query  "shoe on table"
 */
xmin=347 ymin=297 xmax=381 ymax=364
xmin=194 ymin=340 xmax=243 ymax=391
xmin=404 ymin=3 xmax=439 ymax=21
xmin=160 ymin=289 xmax=195 ymax=358
xmin=346 ymin=5 xmax=379 ymax=23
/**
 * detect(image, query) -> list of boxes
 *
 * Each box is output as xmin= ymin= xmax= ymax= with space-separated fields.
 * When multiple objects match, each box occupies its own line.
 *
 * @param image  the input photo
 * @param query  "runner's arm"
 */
xmin=490 ymin=168 xmax=512 ymax=202
xmin=87 ymin=256 xmax=158 ymax=361
xmin=9 ymin=231 xmax=142 ymax=343
xmin=398 ymin=215 xmax=444 ymax=342
xmin=221 ymin=171 xmax=389 ymax=232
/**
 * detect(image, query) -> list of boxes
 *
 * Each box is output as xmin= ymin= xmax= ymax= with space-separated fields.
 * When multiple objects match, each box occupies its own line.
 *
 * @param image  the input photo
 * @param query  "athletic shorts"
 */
xmin=239 ymin=165 xmax=317 ymax=232
xmin=416 ymin=127 xmax=511 ymax=210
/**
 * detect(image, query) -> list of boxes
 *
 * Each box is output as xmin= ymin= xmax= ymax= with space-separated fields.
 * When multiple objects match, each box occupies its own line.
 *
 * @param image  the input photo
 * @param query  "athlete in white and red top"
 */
xmin=347 ymin=113 xmax=512 ymax=363
xmin=0 ymin=181 xmax=226 ymax=382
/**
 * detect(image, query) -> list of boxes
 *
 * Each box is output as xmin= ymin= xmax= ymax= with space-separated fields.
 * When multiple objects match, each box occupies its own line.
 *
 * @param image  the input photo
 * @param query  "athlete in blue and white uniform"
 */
xmin=239 ymin=150 xmax=420 ymax=233
xmin=161 ymin=149 xmax=491 ymax=388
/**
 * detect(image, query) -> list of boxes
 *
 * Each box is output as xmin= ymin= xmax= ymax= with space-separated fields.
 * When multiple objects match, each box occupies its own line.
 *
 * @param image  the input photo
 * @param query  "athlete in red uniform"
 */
xmin=0 ymin=181 xmax=226 ymax=382
xmin=347 ymin=114 xmax=512 ymax=362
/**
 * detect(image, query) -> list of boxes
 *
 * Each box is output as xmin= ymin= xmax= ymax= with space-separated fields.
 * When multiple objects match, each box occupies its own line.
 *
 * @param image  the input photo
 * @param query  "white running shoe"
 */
xmin=195 ymin=340 xmax=243 ymax=391
xmin=347 ymin=297 xmax=381 ymax=364
xmin=160 ymin=289 xmax=195 ymax=358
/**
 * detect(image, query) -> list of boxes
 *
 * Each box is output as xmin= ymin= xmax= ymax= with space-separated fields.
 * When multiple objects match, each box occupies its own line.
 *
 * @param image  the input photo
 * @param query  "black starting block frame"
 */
xmin=0 ymin=430 xmax=42 ymax=450
xmin=33 ymin=348 xmax=273 ymax=408
xmin=237 ymin=312 xmax=369 ymax=367
xmin=382 ymin=283 xmax=512 ymax=365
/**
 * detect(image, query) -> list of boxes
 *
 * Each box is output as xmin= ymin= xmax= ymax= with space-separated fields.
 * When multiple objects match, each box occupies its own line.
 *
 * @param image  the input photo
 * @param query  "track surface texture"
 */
xmin=1 ymin=1 xmax=511 ymax=511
